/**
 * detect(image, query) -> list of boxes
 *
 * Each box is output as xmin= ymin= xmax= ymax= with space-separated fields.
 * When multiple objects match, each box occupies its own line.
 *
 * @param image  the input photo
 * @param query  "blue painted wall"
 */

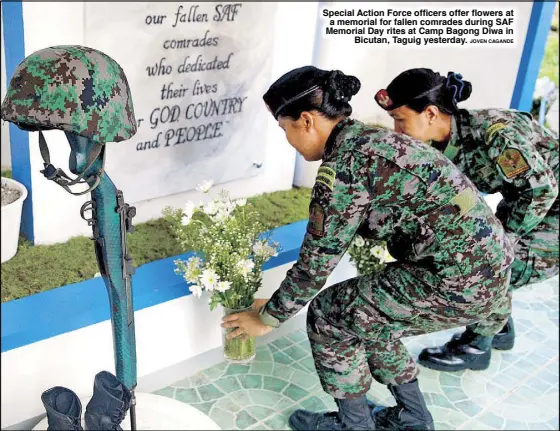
xmin=1 ymin=220 xmax=307 ymax=353
xmin=510 ymin=1 xmax=557 ymax=111
xmin=2 ymin=1 xmax=34 ymax=241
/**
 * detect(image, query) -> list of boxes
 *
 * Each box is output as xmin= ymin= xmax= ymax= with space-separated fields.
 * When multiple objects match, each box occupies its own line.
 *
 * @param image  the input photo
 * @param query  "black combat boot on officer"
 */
xmin=371 ymin=379 xmax=434 ymax=430
xmin=289 ymin=396 xmax=376 ymax=430
xmin=418 ymin=316 xmax=515 ymax=372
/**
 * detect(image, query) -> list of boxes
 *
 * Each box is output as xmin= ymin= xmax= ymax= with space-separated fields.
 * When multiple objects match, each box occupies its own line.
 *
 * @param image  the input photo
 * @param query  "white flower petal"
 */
xmin=189 ymin=284 xmax=203 ymax=298
xmin=181 ymin=215 xmax=192 ymax=226
xmin=184 ymin=201 xmax=196 ymax=219
xmin=196 ymin=180 xmax=214 ymax=193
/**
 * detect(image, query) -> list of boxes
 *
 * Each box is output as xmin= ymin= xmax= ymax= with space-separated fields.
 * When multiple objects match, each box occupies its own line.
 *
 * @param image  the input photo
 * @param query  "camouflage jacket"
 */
xmin=435 ymin=109 xmax=559 ymax=239
xmin=262 ymin=118 xmax=514 ymax=324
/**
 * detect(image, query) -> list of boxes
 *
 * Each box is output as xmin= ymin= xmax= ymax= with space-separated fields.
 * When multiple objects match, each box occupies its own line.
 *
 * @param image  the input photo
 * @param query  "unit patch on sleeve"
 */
xmin=485 ymin=122 xmax=507 ymax=144
xmin=497 ymin=148 xmax=530 ymax=179
xmin=308 ymin=200 xmax=326 ymax=237
xmin=315 ymin=166 xmax=336 ymax=191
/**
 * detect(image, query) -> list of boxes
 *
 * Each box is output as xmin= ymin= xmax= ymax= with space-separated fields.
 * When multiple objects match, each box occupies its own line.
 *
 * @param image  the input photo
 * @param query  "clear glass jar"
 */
xmin=222 ymin=306 xmax=256 ymax=363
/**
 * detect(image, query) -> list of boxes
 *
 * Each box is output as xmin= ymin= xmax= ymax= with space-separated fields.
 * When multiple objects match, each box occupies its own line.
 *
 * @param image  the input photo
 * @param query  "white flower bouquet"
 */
xmin=163 ymin=180 xmax=279 ymax=362
xmin=347 ymin=235 xmax=393 ymax=275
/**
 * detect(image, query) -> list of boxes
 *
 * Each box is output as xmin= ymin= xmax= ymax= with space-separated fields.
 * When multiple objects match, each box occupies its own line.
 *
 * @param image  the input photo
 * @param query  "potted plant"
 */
xmin=163 ymin=181 xmax=279 ymax=363
xmin=347 ymin=235 xmax=393 ymax=276
xmin=1 ymin=175 xmax=28 ymax=263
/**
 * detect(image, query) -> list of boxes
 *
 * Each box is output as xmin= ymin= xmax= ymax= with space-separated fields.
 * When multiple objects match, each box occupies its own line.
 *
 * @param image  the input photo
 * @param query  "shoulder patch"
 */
xmin=308 ymin=200 xmax=326 ymax=237
xmin=485 ymin=122 xmax=507 ymax=144
xmin=316 ymin=166 xmax=336 ymax=191
xmin=497 ymin=148 xmax=530 ymax=179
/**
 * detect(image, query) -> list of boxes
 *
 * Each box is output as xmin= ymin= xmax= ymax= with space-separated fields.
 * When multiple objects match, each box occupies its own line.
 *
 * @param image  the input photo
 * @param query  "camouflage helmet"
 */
xmin=0 ymin=45 xmax=137 ymax=144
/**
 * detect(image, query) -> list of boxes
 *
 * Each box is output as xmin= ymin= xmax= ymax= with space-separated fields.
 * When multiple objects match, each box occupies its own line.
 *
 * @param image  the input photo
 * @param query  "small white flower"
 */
xmin=253 ymin=240 xmax=278 ymax=259
xmin=203 ymin=201 xmax=220 ymax=216
xmin=182 ymin=214 xmax=192 ymax=226
xmin=236 ymin=259 xmax=255 ymax=278
xmin=216 ymin=281 xmax=231 ymax=292
xmin=217 ymin=189 xmax=230 ymax=202
xmin=354 ymin=236 xmax=365 ymax=247
xmin=184 ymin=201 xmax=196 ymax=219
xmin=213 ymin=209 xmax=230 ymax=223
xmin=253 ymin=241 xmax=265 ymax=256
xmin=236 ymin=198 xmax=247 ymax=207
xmin=183 ymin=257 xmax=202 ymax=283
xmin=371 ymin=246 xmax=384 ymax=259
xmin=189 ymin=284 xmax=203 ymax=298
xmin=196 ymin=180 xmax=214 ymax=193
xmin=200 ymin=268 xmax=219 ymax=291
xmin=384 ymin=249 xmax=396 ymax=263
xmin=225 ymin=201 xmax=237 ymax=213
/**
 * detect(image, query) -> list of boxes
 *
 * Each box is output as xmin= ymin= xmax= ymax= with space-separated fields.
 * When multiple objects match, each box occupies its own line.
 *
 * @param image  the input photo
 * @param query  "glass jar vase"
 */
xmin=222 ymin=306 xmax=256 ymax=363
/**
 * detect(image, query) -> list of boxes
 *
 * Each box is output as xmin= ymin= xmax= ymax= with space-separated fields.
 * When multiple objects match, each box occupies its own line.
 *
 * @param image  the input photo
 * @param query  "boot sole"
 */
xmin=492 ymin=340 xmax=514 ymax=351
xmin=418 ymin=358 xmax=490 ymax=372
xmin=288 ymin=416 xmax=297 ymax=431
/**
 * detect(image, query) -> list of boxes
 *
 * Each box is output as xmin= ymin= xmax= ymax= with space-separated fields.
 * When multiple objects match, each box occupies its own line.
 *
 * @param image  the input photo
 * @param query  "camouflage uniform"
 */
xmin=260 ymin=118 xmax=514 ymax=398
xmin=432 ymin=109 xmax=559 ymax=336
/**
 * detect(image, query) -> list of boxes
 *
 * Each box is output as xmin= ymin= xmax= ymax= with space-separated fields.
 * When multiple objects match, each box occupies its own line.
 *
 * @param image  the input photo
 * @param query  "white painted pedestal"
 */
xmin=33 ymin=393 xmax=221 ymax=430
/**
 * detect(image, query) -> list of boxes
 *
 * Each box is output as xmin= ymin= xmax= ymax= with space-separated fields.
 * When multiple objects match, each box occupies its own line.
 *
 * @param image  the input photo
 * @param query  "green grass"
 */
xmin=1 ymin=187 xmax=312 ymax=303
xmin=1 ymin=169 xmax=12 ymax=178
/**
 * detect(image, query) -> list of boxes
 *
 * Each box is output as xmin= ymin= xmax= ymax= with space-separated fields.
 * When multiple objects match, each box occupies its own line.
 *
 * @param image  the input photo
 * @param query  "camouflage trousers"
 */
xmin=306 ymin=265 xmax=510 ymax=398
xmin=471 ymin=199 xmax=559 ymax=336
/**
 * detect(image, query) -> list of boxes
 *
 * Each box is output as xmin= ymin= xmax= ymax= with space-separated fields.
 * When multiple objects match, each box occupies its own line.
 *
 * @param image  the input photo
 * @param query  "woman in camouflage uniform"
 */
xmin=375 ymin=68 xmax=559 ymax=373
xmin=222 ymin=66 xmax=514 ymax=430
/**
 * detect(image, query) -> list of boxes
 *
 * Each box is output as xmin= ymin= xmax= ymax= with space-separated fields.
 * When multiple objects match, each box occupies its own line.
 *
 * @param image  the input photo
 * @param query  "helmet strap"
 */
xmin=38 ymin=130 xmax=106 ymax=195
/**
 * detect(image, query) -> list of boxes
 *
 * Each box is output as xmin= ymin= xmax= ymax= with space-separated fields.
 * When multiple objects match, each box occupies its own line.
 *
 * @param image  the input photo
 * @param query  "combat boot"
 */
xmin=41 ymin=386 xmax=83 ymax=430
xmin=289 ymin=396 xmax=375 ymax=430
xmin=490 ymin=316 xmax=515 ymax=350
xmin=373 ymin=379 xmax=434 ymax=430
xmin=417 ymin=326 xmax=493 ymax=372
xmin=448 ymin=316 xmax=515 ymax=351
xmin=85 ymin=371 xmax=131 ymax=430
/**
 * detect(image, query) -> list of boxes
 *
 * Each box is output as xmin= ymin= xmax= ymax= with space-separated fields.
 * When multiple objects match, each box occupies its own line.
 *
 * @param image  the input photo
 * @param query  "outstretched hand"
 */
xmin=251 ymin=298 xmax=269 ymax=311
xmin=221 ymin=298 xmax=273 ymax=339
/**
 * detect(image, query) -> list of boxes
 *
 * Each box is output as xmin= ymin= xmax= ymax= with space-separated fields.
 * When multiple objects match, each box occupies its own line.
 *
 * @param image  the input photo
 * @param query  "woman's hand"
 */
xmin=221 ymin=310 xmax=273 ymax=339
xmin=251 ymin=298 xmax=269 ymax=312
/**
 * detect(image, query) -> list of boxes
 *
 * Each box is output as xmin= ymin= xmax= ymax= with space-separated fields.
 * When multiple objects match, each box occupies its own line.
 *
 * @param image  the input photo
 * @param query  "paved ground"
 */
xmin=154 ymin=276 xmax=559 ymax=430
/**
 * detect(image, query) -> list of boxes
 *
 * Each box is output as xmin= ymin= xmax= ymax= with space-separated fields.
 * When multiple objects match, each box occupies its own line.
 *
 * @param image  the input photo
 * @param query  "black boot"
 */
xmin=85 ymin=371 xmax=132 ymax=431
xmin=373 ymin=379 xmax=434 ymax=430
xmin=448 ymin=317 xmax=515 ymax=351
xmin=41 ymin=387 xmax=83 ymax=430
xmin=417 ymin=329 xmax=492 ymax=372
xmin=491 ymin=316 xmax=515 ymax=350
xmin=289 ymin=396 xmax=375 ymax=430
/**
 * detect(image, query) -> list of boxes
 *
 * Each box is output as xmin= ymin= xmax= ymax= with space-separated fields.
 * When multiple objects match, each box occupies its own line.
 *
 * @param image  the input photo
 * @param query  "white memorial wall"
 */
xmin=11 ymin=2 xmax=319 ymax=245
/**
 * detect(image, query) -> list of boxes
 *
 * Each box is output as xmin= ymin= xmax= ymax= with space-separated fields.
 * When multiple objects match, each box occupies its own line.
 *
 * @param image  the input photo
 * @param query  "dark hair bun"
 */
xmin=445 ymin=72 xmax=472 ymax=105
xmin=458 ymin=80 xmax=472 ymax=102
xmin=327 ymin=70 xmax=361 ymax=103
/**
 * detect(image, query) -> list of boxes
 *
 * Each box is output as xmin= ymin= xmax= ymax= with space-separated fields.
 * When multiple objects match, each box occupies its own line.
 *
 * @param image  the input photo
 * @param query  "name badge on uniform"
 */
xmin=497 ymin=148 xmax=530 ymax=179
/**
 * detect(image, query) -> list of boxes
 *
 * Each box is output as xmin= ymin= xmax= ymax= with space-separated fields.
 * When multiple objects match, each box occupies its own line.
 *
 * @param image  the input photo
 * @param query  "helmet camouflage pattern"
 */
xmin=1 ymin=45 xmax=137 ymax=144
